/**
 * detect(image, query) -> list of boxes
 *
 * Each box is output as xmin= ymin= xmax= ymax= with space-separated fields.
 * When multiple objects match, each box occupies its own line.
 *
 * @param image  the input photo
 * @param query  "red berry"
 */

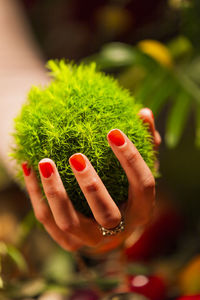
xmin=128 ymin=274 xmax=166 ymax=300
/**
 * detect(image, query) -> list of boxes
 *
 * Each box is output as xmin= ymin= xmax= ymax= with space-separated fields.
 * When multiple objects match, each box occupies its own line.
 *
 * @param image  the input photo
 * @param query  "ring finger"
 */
xmin=38 ymin=158 xmax=101 ymax=246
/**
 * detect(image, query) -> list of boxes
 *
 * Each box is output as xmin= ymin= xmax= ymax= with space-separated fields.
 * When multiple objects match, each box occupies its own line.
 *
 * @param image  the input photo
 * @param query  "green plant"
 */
xmin=11 ymin=60 xmax=156 ymax=217
xmin=86 ymin=36 xmax=200 ymax=148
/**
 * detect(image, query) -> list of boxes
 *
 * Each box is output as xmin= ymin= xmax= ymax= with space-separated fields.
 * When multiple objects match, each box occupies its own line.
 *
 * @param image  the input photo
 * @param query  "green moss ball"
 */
xmin=11 ymin=60 xmax=156 ymax=217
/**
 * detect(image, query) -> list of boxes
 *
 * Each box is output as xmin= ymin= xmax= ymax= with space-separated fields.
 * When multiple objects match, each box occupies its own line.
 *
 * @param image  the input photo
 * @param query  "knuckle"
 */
xmin=84 ymin=179 xmax=99 ymax=193
xmin=35 ymin=207 xmax=50 ymax=224
xmin=28 ymin=185 xmax=41 ymax=196
xmin=58 ymin=221 xmax=78 ymax=233
xmin=142 ymin=175 xmax=155 ymax=192
xmin=101 ymin=213 xmax=121 ymax=229
xmin=125 ymin=151 xmax=140 ymax=167
xmin=46 ymin=186 xmax=62 ymax=200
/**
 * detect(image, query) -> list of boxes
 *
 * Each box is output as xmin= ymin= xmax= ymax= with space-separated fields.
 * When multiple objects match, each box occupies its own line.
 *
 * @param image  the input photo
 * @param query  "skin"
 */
xmin=22 ymin=108 xmax=161 ymax=253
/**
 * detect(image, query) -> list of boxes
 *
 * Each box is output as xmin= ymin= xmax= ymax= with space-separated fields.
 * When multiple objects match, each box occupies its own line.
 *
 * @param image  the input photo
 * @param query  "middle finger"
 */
xmin=69 ymin=153 xmax=122 ymax=229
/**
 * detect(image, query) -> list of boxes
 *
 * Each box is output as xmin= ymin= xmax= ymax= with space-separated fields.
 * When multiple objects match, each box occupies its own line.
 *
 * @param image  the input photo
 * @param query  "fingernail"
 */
xmin=22 ymin=162 xmax=31 ymax=176
xmin=69 ymin=154 xmax=86 ymax=171
xmin=141 ymin=108 xmax=154 ymax=120
xmin=108 ymin=129 xmax=125 ymax=146
xmin=39 ymin=161 xmax=54 ymax=178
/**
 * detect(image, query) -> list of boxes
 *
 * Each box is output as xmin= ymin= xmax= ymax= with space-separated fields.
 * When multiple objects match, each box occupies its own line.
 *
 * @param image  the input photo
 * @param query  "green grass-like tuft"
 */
xmin=11 ymin=60 xmax=156 ymax=217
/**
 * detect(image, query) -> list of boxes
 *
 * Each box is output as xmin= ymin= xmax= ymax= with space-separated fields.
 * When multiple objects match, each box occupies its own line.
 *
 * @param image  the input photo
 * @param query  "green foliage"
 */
xmin=87 ymin=37 xmax=200 ymax=148
xmin=11 ymin=61 xmax=155 ymax=217
xmin=181 ymin=0 xmax=200 ymax=51
xmin=0 ymin=242 xmax=27 ymax=274
xmin=165 ymin=91 xmax=191 ymax=148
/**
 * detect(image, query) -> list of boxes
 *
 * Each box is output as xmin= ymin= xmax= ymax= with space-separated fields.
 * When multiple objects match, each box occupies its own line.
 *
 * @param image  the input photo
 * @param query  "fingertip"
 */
xmin=22 ymin=162 xmax=31 ymax=176
xmin=38 ymin=157 xmax=54 ymax=166
xmin=139 ymin=108 xmax=154 ymax=121
xmin=69 ymin=152 xmax=84 ymax=161
xmin=139 ymin=108 xmax=156 ymax=140
xmin=107 ymin=128 xmax=126 ymax=147
xmin=69 ymin=153 xmax=87 ymax=172
xmin=38 ymin=158 xmax=54 ymax=178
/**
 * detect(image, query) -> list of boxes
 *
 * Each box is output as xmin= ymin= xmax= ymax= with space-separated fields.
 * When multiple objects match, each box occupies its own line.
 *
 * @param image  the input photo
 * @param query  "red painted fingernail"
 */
xmin=22 ymin=162 xmax=31 ymax=176
xmin=70 ymin=154 xmax=86 ymax=171
xmin=140 ymin=108 xmax=154 ymax=121
xmin=108 ymin=129 xmax=125 ymax=146
xmin=39 ymin=161 xmax=54 ymax=178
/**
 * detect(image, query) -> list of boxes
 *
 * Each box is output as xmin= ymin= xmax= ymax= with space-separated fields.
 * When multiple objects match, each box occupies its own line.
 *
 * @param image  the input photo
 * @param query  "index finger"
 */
xmin=107 ymin=129 xmax=155 ymax=225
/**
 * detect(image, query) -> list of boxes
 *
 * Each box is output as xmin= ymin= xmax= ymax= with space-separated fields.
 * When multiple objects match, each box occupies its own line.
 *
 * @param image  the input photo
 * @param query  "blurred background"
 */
xmin=1 ymin=0 xmax=200 ymax=299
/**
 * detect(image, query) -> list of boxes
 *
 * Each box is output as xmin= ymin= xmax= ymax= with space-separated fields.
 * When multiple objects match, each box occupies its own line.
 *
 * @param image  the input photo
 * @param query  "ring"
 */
xmin=99 ymin=218 xmax=125 ymax=236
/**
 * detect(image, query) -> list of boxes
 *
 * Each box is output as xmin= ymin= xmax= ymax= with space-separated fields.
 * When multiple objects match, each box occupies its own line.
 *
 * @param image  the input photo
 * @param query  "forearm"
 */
xmin=0 ymin=0 xmax=45 ymax=70
xmin=0 ymin=0 xmax=49 ymax=178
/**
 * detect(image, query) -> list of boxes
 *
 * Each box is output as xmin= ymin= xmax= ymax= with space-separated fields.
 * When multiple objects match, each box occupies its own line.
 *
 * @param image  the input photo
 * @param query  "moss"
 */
xmin=11 ymin=60 xmax=156 ymax=217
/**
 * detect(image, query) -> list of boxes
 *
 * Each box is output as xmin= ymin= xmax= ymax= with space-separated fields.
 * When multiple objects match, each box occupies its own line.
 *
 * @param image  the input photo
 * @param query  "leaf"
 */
xmin=118 ymin=66 xmax=147 ymax=92
xmin=175 ymin=69 xmax=200 ymax=105
xmin=85 ymin=42 xmax=139 ymax=70
xmin=186 ymin=57 xmax=200 ymax=83
xmin=101 ymin=43 xmax=136 ymax=65
xmin=165 ymin=91 xmax=191 ymax=148
xmin=7 ymin=245 xmax=28 ymax=273
xmin=195 ymin=103 xmax=200 ymax=148
xmin=147 ymin=74 xmax=177 ymax=116
xmin=167 ymin=35 xmax=193 ymax=61
xmin=135 ymin=67 xmax=167 ymax=104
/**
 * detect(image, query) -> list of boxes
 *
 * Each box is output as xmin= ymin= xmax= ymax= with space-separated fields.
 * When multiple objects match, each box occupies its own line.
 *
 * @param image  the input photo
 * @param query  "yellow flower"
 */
xmin=138 ymin=39 xmax=173 ymax=68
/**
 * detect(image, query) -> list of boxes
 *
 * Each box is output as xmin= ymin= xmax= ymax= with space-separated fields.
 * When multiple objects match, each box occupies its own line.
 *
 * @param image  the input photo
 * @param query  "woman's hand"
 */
xmin=22 ymin=108 xmax=161 ymax=253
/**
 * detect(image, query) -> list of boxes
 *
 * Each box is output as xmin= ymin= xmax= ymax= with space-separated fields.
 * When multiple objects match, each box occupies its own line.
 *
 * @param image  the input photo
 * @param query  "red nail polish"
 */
xmin=70 ymin=154 xmax=86 ymax=171
xmin=39 ymin=162 xmax=54 ymax=178
xmin=22 ymin=162 xmax=31 ymax=176
xmin=108 ymin=129 xmax=125 ymax=146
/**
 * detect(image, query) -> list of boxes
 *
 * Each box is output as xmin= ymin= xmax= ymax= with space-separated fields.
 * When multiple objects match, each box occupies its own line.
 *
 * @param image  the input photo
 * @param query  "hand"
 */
xmin=21 ymin=108 xmax=161 ymax=253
